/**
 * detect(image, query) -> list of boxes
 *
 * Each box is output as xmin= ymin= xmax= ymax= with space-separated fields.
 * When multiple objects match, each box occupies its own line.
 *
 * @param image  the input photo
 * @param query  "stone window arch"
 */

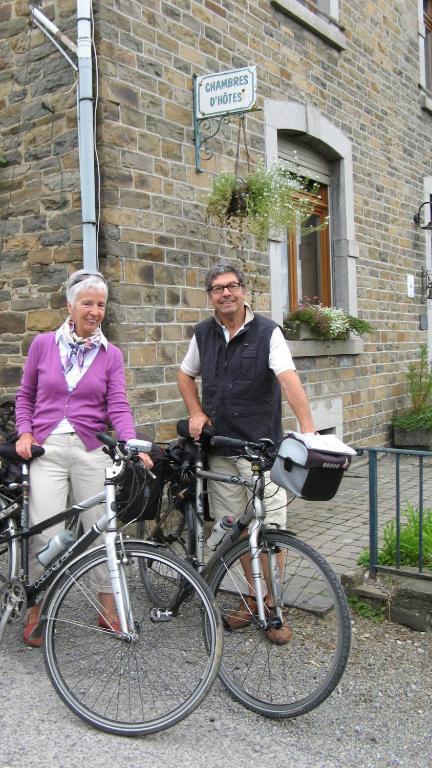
xmin=264 ymin=100 xmax=359 ymax=325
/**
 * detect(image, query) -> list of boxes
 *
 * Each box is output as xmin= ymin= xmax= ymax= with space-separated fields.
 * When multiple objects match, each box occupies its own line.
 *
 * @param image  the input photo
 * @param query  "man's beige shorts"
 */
xmin=206 ymin=453 xmax=288 ymax=528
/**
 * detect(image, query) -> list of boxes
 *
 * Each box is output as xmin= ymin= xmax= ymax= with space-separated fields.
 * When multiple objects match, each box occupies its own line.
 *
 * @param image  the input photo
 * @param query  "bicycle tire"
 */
xmin=138 ymin=498 xmax=196 ymax=607
xmin=43 ymin=540 xmax=222 ymax=736
xmin=206 ymin=530 xmax=351 ymax=718
xmin=0 ymin=515 xmax=19 ymax=586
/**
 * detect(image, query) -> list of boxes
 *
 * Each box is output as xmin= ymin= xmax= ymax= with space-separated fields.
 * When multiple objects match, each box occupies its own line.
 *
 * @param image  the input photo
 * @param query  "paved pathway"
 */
xmin=287 ymin=451 xmax=432 ymax=577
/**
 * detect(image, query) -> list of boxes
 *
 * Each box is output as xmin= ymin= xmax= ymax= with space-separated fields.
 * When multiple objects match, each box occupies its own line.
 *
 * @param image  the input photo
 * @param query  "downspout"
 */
xmin=76 ymin=0 xmax=97 ymax=271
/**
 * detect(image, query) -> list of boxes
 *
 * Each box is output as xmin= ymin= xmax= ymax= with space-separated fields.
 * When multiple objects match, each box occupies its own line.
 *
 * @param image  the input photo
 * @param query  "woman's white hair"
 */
xmin=66 ymin=269 xmax=108 ymax=306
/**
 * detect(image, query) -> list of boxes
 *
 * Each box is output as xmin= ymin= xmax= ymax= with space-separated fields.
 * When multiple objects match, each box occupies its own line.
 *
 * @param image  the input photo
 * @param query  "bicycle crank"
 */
xmin=0 ymin=579 xmax=27 ymax=644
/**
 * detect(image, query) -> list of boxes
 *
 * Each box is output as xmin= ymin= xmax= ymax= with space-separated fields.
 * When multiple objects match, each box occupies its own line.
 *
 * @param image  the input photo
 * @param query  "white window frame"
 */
xmin=419 ymin=0 xmax=432 ymax=113
xmin=271 ymin=0 xmax=346 ymax=50
xmin=264 ymin=100 xmax=359 ymax=325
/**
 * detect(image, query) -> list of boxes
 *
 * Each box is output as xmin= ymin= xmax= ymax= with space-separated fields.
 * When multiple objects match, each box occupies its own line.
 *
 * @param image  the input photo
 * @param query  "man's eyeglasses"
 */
xmin=209 ymin=282 xmax=243 ymax=295
xmin=69 ymin=271 xmax=107 ymax=287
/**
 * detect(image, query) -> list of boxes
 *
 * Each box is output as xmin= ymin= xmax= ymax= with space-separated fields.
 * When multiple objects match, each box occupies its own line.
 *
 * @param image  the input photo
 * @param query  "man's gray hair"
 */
xmin=204 ymin=263 xmax=246 ymax=292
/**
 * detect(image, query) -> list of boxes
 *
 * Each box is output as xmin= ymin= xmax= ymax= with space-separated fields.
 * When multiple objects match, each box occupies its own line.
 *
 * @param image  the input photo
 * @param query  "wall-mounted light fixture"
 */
xmin=421 ymin=267 xmax=432 ymax=301
xmin=414 ymin=194 xmax=432 ymax=230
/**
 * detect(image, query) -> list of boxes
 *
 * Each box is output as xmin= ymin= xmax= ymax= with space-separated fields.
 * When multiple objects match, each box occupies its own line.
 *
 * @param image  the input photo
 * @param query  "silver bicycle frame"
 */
xmin=194 ymin=448 xmax=270 ymax=627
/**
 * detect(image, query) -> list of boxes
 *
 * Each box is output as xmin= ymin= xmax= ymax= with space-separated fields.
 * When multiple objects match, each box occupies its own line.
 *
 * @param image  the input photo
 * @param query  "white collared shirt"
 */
xmin=180 ymin=304 xmax=295 ymax=378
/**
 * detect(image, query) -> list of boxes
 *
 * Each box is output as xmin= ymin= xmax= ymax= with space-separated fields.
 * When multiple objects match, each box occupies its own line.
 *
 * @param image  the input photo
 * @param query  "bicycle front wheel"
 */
xmin=207 ymin=530 xmax=351 ymax=718
xmin=43 ymin=541 xmax=222 ymax=736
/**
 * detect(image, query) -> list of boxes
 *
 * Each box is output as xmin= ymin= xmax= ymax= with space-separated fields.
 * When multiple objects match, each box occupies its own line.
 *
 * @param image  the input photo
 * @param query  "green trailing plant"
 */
xmin=206 ymin=162 xmax=326 ymax=250
xmin=358 ymin=503 xmax=432 ymax=570
xmin=282 ymin=302 xmax=375 ymax=341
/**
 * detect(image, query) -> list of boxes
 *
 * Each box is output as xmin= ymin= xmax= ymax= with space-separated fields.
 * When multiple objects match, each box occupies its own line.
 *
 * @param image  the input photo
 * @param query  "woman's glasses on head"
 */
xmin=69 ymin=271 xmax=107 ymax=288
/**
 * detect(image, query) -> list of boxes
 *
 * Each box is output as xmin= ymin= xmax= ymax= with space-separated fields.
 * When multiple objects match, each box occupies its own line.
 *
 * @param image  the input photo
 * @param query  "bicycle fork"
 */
xmin=103 ymin=474 xmax=135 ymax=639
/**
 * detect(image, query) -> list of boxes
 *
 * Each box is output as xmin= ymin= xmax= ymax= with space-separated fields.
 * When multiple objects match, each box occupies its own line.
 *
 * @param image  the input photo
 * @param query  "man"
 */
xmin=177 ymin=263 xmax=316 ymax=644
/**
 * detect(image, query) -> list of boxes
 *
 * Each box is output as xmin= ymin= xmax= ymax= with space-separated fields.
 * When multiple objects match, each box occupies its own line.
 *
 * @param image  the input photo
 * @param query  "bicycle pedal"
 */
xmin=150 ymin=607 xmax=173 ymax=623
xmin=266 ymin=616 xmax=282 ymax=630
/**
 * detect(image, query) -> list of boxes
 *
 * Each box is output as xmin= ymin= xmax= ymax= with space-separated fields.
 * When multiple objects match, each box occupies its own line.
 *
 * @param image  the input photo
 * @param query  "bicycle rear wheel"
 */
xmin=0 ymin=515 xmax=19 ymax=586
xmin=138 ymin=497 xmax=196 ymax=607
xmin=207 ymin=530 xmax=351 ymax=718
xmin=43 ymin=541 xmax=222 ymax=736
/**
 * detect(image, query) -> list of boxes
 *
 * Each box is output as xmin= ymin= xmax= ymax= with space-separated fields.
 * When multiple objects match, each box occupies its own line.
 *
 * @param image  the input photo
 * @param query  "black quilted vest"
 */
xmin=194 ymin=314 xmax=283 ymax=448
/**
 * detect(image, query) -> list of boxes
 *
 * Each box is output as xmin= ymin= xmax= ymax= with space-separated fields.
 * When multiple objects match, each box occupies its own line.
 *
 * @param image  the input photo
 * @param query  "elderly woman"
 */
xmin=15 ymin=269 xmax=153 ymax=646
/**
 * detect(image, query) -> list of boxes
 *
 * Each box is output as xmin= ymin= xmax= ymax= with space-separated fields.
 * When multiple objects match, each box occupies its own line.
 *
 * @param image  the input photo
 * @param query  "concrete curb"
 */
xmin=342 ymin=568 xmax=432 ymax=632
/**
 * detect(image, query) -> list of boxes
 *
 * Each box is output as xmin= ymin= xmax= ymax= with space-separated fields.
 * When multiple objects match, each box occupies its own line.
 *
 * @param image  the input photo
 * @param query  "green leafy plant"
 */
xmin=392 ymin=407 xmax=432 ymax=431
xmin=358 ymin=503 xmax=432 ymax=570
xmin=206 ymin=162 xmax=327 ymax=249
xmin=392 ymin=345 xmax=432 ymax=431
xmin=347 ymin=595 xmax=385 ymax=624
xmin=282 ymin=302 xmax=374 ymax=341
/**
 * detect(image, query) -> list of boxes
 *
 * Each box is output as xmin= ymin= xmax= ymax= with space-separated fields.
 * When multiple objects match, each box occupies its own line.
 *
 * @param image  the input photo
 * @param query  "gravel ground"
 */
xmin=1 ymin=613 xmax=430 ymax=768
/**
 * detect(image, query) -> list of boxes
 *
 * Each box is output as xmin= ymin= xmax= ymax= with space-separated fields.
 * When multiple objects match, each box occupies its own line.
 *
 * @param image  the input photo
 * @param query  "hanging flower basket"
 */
xmin=206 ymin=163 xmax=325 ymax=250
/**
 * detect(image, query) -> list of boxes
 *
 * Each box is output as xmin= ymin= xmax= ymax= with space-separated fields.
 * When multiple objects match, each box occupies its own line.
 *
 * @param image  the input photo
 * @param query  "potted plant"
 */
xmin=282 ymin=302 xmax=374 ymax=341
xmin=206 ymin=162 xmax=326 ymax=249
xmin=392 ymin=344 xmax=432 ymax=449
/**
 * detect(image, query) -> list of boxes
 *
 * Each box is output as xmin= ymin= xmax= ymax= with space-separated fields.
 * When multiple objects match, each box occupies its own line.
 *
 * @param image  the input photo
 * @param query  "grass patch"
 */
xmin=358 ymin=503 xmax=432 ymax=569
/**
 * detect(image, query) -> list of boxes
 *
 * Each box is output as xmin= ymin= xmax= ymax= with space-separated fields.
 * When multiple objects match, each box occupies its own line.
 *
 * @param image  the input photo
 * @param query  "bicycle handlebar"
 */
xmin=96 ymin=432 xmax=156 ymax=480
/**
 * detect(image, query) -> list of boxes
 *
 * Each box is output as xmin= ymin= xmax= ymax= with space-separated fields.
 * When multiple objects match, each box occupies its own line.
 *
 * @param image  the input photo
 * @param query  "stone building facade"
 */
xmin=1 ymin=0 xmax=432 ymax=445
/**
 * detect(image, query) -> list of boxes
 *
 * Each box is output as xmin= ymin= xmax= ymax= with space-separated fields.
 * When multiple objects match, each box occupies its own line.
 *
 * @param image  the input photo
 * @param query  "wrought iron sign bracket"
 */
xmin=192 ymin=69 xmax=259 ymax=173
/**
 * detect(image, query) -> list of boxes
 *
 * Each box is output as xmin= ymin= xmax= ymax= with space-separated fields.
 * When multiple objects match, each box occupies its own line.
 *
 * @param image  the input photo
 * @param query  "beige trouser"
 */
xmin=207 ymin=454 xmax=288 ymax=528
xmin=28 ymin=433 xmax=112 ymax=586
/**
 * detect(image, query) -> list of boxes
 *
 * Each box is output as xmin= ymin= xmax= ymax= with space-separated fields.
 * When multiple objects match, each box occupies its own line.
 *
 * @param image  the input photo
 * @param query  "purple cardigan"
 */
xmin=15 ymin=332 xmax=136 ymax=451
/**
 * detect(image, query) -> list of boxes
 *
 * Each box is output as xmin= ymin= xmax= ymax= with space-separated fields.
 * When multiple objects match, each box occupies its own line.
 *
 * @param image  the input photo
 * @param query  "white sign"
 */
xmin=195 ymin=66 xmax=257 ymax=118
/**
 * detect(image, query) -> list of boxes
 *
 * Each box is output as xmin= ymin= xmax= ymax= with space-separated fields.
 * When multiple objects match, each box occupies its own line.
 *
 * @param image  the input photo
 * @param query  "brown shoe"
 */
xmin=265 ymin=606 xmax=292 ymax=645
xmin=223 ymin=595 xmax=258 ymax=629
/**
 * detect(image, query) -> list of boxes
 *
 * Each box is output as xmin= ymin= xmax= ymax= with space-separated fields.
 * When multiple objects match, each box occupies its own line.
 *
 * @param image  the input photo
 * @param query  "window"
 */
xmin=264 ymin=100 xmax=359 ymax=326
xmin=419 ymin=0 xmax=432 ymax=111
xmin=288 ymin=185 xmax=330 ymax=310
xmin=271 ymin=0 xmax=346 ymax=51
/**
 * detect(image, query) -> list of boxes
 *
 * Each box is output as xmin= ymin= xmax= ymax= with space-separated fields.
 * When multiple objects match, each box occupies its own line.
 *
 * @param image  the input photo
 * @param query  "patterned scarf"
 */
xmin=59 ymin=317 xmax=102 ymax=373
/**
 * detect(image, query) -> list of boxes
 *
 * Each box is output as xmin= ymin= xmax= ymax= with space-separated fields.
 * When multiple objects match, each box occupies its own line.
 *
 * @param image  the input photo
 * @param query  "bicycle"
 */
xmin=139 ymin=421 xmax=352 ymax=719
xmin=0 ymin=432 xmax=222 ymax=736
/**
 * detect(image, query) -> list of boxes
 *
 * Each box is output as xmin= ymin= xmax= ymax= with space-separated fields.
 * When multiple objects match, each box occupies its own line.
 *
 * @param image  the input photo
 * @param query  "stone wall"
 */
xmin=1 ymin=0 xmax=431 ymax=446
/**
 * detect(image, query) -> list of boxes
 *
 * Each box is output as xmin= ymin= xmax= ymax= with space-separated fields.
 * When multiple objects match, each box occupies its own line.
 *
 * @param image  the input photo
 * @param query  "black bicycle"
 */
xmin=138 ymin=422 xmax=352 ymax=719
xmin=0 ymin=431 xmax=222 ymax=736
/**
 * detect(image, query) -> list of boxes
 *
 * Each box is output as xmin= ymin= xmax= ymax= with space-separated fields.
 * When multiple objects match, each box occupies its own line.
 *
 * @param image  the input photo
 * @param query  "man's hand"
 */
xmin=16 ymin=432 xmax=40 ymax=460
xmin=189 ymin=412 xmax=212 ymax=440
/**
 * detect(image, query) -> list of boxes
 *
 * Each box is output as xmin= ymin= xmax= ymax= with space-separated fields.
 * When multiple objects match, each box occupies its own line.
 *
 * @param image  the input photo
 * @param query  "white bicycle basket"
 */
xmin=270 ymin=431 xmax=356 ymax=501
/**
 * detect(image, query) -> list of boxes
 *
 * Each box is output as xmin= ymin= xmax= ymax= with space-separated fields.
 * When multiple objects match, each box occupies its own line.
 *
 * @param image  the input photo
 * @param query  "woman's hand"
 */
xmin=138 ymin=452 xmax=154 ymax=470
xmin=16 ymin=432 xmax=40 ymax=460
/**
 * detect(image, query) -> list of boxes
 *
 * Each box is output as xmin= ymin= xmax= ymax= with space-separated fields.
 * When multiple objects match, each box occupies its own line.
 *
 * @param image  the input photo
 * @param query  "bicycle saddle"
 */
xmin=0 ymin=443 xmax=45 ymax=463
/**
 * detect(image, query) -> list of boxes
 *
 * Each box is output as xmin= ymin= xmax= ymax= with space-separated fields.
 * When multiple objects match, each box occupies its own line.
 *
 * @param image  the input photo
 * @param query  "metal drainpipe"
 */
xmin=76 ymin=0 xmax=97 ymax=272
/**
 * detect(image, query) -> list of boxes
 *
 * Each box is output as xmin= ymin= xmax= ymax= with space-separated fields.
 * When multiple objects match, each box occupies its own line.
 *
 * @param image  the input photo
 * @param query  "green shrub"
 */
xmin=358 ymin=503 xmax=432 ymax=569
xmin=392 ymin=345 xmax=432 ymax=429
xmin=392 ymin=406 xmax=432 ymax=431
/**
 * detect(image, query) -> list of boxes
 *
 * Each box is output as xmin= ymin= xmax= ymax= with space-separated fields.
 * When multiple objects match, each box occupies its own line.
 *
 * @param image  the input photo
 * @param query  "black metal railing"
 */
xmin=358 ymin=447 xmax=432 ymax=582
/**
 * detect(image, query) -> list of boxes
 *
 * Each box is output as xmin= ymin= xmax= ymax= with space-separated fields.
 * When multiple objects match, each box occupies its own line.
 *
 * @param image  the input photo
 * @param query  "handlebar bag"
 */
xmin=270 ymin=431 xmax=356 ymax=501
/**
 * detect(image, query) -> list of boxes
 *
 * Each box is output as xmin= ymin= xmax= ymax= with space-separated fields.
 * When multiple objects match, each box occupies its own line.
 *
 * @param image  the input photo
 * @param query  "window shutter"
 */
xmin=278 ymin=137 xmax=330 ymax=184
